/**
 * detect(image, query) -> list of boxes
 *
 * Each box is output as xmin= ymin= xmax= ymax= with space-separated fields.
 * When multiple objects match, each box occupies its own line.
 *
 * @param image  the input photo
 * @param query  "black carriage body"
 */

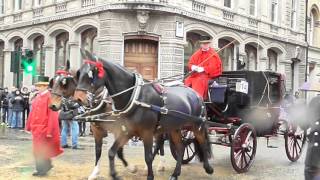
xmin=208 ymin=71 xmax=285 ymax=136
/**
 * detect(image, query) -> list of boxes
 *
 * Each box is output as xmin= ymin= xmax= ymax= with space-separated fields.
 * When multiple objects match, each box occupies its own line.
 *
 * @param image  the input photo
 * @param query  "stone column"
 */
xmin=259 ymin=48 xmax=268 ymax=71
xmin=3 ymin=48 xmax=14 ymax=88
xmin=69 ymin=41 xmax=81 ymax=70
xmin=44 ymin=45 xmax=55 ymax=78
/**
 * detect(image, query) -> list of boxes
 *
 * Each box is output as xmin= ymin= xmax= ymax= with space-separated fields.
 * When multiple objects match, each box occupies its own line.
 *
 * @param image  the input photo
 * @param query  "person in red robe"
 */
xmin=26 ymin=76 xmax=63 ymax=176
xmin=184 ymin=36 xmax=222 ymax=99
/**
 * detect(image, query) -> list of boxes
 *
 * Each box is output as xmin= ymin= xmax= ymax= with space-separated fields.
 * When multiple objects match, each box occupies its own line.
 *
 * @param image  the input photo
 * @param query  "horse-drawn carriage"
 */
xmin=170 ymin=71 xmax=306 ymax=173
xmin=50 ymin=50 xmax=307 ymax=179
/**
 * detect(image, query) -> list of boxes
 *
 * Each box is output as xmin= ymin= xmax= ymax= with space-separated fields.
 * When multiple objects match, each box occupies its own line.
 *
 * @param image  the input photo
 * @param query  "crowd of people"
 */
xmin=0 ymin=86 xmax=88 ymax=139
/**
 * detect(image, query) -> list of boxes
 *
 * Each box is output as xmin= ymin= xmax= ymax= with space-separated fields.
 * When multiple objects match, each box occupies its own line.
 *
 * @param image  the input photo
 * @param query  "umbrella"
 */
xmin=300 ymin=81 xmax=320 ymax=92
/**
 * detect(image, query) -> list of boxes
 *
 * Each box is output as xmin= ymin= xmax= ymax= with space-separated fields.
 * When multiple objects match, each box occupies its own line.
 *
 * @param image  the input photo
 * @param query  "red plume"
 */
xmin=84 ymin=60 xmax=105 ymax=78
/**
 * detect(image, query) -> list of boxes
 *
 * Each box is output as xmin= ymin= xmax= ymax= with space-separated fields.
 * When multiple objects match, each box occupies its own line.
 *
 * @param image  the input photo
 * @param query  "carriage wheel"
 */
xmin=170 ymin=130 xmax=198 ymax=164
xmin=230 ymin=123 xmax=257 ymax=173
xmin=284 ymin=124 xmax=306 ymax=162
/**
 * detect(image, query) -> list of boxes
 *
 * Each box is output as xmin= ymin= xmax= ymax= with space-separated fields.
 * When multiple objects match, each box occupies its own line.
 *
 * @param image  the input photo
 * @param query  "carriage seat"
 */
xmin=208 ymin=78 xmax=228 ymax=104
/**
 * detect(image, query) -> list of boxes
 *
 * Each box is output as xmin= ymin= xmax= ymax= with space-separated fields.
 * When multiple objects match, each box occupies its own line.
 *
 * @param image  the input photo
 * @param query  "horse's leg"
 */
xmin=109 ymin=135 xmax=129 ymax=180
xmin=156 ymin=134 xmax=166 ymax=172
xmin=193 ymin=126 xmax=214 ymax=175
xmin=88 ymin=125 xmax=103 ymax=180
xmin=169 ymin=130 xmax=184 ymax=180
xmin=117 ymin=147 xmax=138 ymax=173
xmin=143 ymin=135 xmax=155 ymax=180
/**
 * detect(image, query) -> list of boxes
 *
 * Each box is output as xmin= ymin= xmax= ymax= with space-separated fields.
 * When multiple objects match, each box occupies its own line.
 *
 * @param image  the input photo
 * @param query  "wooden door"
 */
xmin=124 ymin=39 xmax=158 ymax=80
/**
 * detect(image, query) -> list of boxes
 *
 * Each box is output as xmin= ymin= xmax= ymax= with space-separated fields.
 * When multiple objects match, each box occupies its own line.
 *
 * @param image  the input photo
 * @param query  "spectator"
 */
xmin=1 ymin=88 xmax=8 ymax=124
xmin=21 ymin=86 xmax=30 ymax=128
xmin=59 ymin=98 xmax=81 ymax=149
xmin=78 ymin=121 xmax=86 ymax=137
xmin=26 ymin=76 xmax=63 ymax=176
xmin=6 ymin=87 xmax=16 ymax=127
xmin=10 ymin=89 xmax=25 ymax=128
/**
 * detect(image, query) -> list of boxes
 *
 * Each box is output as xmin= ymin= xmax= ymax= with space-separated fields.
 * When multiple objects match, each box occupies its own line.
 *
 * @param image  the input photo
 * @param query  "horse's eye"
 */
xmin=88 ymin=70 xmax=93 ymax=79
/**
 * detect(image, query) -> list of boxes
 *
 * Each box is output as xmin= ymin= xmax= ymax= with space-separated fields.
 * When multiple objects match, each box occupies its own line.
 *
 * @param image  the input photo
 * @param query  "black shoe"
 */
xmin=72 ymin=146 xmax=84 ymax=150
xmin=62 ymin=145 xmax=69 ymax=148
xmin=32 ymin=171 xmax=47 ymax=176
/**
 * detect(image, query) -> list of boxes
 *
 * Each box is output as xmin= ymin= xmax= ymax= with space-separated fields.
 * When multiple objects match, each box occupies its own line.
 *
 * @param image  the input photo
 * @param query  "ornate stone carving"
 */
xmin=137 ymin=10 xmax=150 ymax=30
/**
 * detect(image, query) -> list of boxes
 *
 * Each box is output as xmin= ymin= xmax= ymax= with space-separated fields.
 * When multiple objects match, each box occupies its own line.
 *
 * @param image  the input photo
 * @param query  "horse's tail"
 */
xmin=194 ymin=123 xmax=212 ymax=162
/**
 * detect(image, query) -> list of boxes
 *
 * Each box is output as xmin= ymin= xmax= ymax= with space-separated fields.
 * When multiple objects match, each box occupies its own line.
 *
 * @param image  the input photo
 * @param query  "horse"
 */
xmin=49 ymin=69 xmax=138 ymax=180
xmin=73 ymin=50 xmax=214 ymax=180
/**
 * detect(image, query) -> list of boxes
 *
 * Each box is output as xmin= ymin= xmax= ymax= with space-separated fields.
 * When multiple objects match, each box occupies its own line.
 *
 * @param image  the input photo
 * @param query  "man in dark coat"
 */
xmin=305 ymin=96 xmax=320 ymax=180
xmin=10 ymin=89 xmax=25 ymax=128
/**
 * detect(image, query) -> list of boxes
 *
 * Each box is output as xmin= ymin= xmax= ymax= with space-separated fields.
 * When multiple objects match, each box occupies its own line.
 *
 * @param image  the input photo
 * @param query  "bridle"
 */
xmin=51 ymin=70 xmax=76 ymax=99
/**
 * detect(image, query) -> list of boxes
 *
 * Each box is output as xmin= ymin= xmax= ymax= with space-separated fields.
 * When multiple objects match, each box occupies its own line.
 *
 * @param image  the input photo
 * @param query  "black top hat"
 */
xmin=199 ymin=36 xmax=212 ymax=43
xmin=34 ymin=76 xmax=50 ymax=86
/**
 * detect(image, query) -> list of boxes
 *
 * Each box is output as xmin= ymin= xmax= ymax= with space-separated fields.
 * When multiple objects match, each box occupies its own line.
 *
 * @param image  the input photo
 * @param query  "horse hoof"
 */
xmin=126 ymin=165 xmax=138 ymax=174
xmin=88 ymin=176 xmax=98 ymax=180
xmin=112 ymin=176 xmax=122 ymax=180
xmin=169 ymin=176 xmax=178 ymax=180
xmin=157 ymin=165 xmax=165 ymax=172
xmin=147 ymin=176 xmax=154 ymax=180
xmin=205 ymin=166 xmax=214 ymax=174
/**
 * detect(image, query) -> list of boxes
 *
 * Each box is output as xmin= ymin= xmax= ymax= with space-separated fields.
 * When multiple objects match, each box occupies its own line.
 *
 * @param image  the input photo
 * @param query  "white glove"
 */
xmin=191 ymin=65 xmax=198 ymax=71
xmin=196 ymin=67 xmax=204 ymax=73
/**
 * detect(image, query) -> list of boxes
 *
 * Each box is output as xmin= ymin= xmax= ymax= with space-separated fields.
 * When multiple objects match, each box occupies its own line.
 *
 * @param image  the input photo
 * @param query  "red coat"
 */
xmin=26 ymin=90 xmax=63 ymax=158
xmin=184 ymin=48 xmax=222 ymax=99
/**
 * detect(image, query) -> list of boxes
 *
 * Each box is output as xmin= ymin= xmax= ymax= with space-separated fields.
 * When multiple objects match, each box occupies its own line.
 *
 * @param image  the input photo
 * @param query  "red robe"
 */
xmin=184 ymin=48 xmax=222 ymax=99
xmin=26 ymin=90 xmax=63 ymax=159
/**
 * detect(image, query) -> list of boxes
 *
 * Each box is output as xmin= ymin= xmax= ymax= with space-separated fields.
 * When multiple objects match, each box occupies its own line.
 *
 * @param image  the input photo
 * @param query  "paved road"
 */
xmin=0 ymin=126 xmax=305 ymax=180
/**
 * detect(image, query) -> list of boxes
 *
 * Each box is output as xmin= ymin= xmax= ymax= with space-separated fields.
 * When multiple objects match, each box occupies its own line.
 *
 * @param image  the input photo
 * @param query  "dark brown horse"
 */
xmin=49 ymin=70 xmax=138 ymax=180
xmin=73 ymin=50 xmax=213 ymax=180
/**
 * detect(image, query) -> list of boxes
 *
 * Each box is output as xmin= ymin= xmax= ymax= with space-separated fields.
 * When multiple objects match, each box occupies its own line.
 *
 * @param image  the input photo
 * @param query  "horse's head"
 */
xmin=49 ymin=62 xmax=77 ymax=111
xmin=74 ymin=49 xmax=106 ymax=107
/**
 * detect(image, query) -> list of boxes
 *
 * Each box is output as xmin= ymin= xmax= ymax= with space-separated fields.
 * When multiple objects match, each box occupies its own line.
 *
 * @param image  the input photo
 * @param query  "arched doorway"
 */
xmin=33 ymin=35 xmax=45 ymax=76
xmin=184 ymin=31 xmax=212 ymax=73
xmin=124 ymin=37 xmax=158 ymax=80
xmin=218 ymin=38 xmax=240 ymax=71
xmin=245 ymin=44 xmax=257 ymax=70
xmin=267 ymin=49 xmax=277 ymax=71
xmin=55 ymin=32 xmax=69 ymax=71
xmin=81 ymin=28 xmax=98 ymax=55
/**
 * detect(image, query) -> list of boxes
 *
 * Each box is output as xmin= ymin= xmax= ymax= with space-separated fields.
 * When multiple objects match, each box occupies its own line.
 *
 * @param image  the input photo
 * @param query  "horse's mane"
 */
xmin=98 ymin=57 xmax=134 ymax=77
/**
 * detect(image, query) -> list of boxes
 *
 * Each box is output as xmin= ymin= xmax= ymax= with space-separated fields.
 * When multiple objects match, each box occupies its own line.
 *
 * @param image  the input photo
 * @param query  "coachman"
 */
xmin=184 ymin=36 xmax=222 ymax=100
xmin=26 ymin=76 xmax=63 ymax=176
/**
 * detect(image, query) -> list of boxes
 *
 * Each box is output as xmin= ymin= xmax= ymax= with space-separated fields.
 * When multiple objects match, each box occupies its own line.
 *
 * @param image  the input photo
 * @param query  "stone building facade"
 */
xmin=307 ymin=0 xmax=320 ymax=101
xmin=0 ymin=0 xmax=308 ymax=93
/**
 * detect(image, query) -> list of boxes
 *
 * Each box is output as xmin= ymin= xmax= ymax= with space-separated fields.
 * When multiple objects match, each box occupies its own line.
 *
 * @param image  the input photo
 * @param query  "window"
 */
xmin=224 ymin=0 xmax=231 ymax=8
xmin=14 ymin=0 xmax=22 ymax=11
xmin=34 ymin=0 xmax=42 ymax=7
xmin=291 ymin=0 xmax=297 ymax=29
xmin=310 ymin=9 xmax=318 ymax=46
xmin=249 ymin=0 xmax=256 ymax=16
xmin=0 ymin=0 xmax=4 ymax=14
xmin=271 ymin=0 xmax=278 ymax=23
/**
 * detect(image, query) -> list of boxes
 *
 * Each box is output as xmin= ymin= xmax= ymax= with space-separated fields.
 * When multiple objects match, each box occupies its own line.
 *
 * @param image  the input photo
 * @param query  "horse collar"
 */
xmin=112 ymin=73 xmax=144 ymax=115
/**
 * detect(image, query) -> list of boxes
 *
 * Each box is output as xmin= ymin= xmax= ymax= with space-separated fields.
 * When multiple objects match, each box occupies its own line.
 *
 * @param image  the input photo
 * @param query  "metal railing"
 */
xmin=33 ymin=8 xmax=43 ymax=17
xmin=56 ymin=2 xmax=67 ymax=13
xmin=13 ymin=13 xmax=22 ymax=22
xmin=223 ymin=10 xmax=234 ymax=21
xmin=82 ymin=0 xmax=95 ymax=7
xmin=192 ymin=1 xmax=206 ymax=13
